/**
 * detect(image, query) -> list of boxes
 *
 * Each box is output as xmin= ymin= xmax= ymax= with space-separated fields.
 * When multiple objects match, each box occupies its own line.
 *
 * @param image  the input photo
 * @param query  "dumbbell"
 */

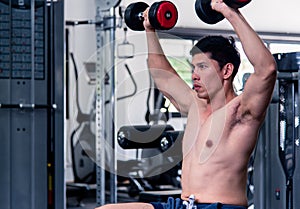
xmin=124 ymin=1 xmax=178 ymax=31
xmin=195 ymin=0 xmax=251 ymax=24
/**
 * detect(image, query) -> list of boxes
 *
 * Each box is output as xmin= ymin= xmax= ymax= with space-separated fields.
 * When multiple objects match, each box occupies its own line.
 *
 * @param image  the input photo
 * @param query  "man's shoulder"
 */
xmin=225 ymin=95 xmax=242 ymax=111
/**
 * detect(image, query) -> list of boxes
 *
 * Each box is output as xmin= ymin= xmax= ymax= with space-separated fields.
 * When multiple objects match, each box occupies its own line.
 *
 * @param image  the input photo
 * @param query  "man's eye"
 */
xmin=197 ymin=64 xmax=208 ymax=69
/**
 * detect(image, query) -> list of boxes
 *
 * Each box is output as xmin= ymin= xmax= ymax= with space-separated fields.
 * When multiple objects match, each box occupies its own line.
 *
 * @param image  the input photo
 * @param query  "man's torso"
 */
xmin=180 ymin=95 xmax=262 ymax=206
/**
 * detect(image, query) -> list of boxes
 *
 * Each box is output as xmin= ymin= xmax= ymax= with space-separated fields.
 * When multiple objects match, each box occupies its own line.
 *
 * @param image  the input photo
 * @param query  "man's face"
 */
xmin=191 ymin=53 xmax=224 ymax=100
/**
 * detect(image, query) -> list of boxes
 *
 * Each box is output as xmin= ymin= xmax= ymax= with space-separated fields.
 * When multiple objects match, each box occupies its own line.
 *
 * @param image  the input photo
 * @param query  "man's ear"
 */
xmin=222 ymin=63 xmax=234 ymax=80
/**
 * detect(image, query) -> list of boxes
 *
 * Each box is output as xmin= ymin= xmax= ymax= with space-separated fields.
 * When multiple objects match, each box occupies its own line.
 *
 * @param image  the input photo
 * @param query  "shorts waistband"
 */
xmin=183 ymin=195 xmax=247 ymax=209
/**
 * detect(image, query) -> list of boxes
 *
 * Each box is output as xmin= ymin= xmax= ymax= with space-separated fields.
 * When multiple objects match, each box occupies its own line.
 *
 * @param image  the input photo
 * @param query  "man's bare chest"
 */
xmin=182 ymin=100 xmax=242 ymax=162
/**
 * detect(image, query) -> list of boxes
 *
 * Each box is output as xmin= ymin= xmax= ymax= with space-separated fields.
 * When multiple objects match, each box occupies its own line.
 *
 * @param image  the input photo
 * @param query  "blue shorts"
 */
xmin=150 ymin=197 xmax=247 ymax=209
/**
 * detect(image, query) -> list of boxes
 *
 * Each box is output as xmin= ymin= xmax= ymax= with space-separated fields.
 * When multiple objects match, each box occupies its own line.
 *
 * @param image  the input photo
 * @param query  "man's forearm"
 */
xmin=225 ymin=10 xmax=276 ymax=72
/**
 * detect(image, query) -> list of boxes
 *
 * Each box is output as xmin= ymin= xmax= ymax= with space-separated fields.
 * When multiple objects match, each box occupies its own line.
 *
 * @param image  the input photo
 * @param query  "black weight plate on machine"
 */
xmin=148 ymin=1 xmax=178 ymax=30
xmin=195 ymin=0 xmax=224 ymax=24
xmin=125 ymin=2 xmax=149 ymax=31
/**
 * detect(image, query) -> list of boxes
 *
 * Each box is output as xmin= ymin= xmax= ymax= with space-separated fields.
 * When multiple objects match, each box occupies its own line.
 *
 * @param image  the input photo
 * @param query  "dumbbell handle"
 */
xmin=136 ymin=6 xmax=173 ymax=24
xmin=137 ymin=12 xmax=144 ymax=21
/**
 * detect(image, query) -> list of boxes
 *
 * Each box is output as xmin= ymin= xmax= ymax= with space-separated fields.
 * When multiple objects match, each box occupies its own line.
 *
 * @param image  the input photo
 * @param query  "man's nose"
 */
xmin=192 ymin=71 xmax=200 ymax=80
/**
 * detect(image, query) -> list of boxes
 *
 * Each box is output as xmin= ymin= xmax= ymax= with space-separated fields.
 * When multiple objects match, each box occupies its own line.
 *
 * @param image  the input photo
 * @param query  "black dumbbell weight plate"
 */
xmin=148 ymin=1 xmax=178 ymax=30
xmin=195 ymin=0 xmax=224 ymax=24
xmin=224 ymin=0 xmax=251 ymax=9
xmin=125 ymin=2 xmax=149 ymax=31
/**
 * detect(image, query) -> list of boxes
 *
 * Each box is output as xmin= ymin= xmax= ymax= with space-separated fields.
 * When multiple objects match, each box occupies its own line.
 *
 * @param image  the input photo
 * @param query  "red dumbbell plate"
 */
xmin=149 ymin=1 xmax=178 ymax=30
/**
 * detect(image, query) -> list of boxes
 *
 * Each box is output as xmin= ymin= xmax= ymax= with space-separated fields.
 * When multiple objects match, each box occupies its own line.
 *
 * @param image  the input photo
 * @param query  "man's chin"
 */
xmin=197 ymin=92 xmax=208 ymax=99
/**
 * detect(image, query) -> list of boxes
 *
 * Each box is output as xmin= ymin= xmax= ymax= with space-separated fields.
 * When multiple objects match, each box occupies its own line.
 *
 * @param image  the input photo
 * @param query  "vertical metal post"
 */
xmin=47 ymin=1 xmax=65 ymax=208
xmin=95 ymin=5 xmax=118 ymax=206
xmin=95 ymin=6 xmax=106 ymax=206
xmin=52 ymin=1 xmax=65 ymax=208
xmin=108 ymin=7 xmax=117 ymax=204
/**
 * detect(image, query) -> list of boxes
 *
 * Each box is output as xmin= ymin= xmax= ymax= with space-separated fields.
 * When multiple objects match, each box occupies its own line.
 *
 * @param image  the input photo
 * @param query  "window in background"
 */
xmin=164 ymin=56 xmax=193 ymax=113
xmin=167 ymin=56 xmax=193 ymax=87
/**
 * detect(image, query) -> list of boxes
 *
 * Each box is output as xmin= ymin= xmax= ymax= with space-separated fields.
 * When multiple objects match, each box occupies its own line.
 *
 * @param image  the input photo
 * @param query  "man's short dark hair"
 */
xmin=190 ymin=35 xmax=241 ymax=79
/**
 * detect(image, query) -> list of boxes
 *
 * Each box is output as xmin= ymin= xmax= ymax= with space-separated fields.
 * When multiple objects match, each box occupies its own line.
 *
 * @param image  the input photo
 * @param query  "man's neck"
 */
xmin=206 ymin=88 xmax=237 ymax=112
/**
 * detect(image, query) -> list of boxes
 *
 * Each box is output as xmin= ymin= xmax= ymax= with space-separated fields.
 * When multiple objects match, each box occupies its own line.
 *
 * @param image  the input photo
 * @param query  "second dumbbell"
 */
xmin=124 ymin=1 xmax=178 ymax=31
xmin=195 ymin=0 xmax=251 ymax=24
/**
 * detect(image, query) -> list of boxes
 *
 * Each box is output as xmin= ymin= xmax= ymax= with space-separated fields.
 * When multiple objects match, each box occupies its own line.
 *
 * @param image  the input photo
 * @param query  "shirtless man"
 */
xmin=96 ymin=0 xmax=277 ymax=208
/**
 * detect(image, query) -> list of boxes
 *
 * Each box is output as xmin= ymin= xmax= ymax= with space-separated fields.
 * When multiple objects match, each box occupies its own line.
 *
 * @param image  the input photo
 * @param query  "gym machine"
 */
xmin=66 ymin=0 xmax=178 ymax=205
xmin=91 ymin=0 xmax=180 ymax=206
xmin=117 ymin=124 xmax=183 ymax=201
xmin=66 ymin=0 xmax=139 ymax=205
xmin=94 ymin=0 xmax=121 ymax=206
xmin=0 ymin=0 xmax=64 ymax=209
xmin=253 ymin=52 xmax=300 ymax=209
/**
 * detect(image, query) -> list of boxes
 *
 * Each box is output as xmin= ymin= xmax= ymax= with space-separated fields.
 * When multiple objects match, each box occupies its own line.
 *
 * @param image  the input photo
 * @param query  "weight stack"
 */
xmin=0 ymin=1 xmax=64 ymax=209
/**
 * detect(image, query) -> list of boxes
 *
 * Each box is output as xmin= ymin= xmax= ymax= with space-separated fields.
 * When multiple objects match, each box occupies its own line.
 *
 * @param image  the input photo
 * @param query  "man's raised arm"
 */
xmin=212 ymin=0 xmax=277 ymax=120
xmin=143 ymin=9 xmax=195 ymax=114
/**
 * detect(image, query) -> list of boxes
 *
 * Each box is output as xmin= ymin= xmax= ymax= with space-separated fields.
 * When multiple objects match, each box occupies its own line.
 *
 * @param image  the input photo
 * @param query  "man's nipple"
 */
xmin=206 ymin=139 xmax=213 ymax=148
